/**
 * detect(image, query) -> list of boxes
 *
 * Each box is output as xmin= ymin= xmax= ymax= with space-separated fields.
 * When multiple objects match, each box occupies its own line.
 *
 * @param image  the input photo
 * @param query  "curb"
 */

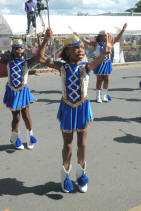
xmin=113 ymin=62 xmax=141 ymax=67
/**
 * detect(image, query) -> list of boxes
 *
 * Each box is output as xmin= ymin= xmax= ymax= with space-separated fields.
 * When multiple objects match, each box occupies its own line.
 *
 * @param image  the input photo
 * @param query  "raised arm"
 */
xmin=28 ymin=28 xmax=61 ymax=70
xmin=73 ymin=32 xmax=96 ymax=47
xmin=37 ymin=32 xmax=43 ymax=48
xmin=87 ymin=33 xmax=114 ymax=71
xmin=37 ymin=28 xmax=61 ymax=70
xmin=83 ymin=37 xmax=96 ymax=47
xmin=114 ymin=23 xmax=127 ymax=44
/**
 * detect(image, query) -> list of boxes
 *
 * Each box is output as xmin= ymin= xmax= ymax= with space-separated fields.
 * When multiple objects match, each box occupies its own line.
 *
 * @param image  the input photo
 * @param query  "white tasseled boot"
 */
xmin=76 ymin=162 xmax=89 ymax=193
xmin=102 ymin=89 xmax=108 ymax=102
xmin=27 ymin=130 xmax=37 ymax=150
xmin=61 ymin=165 xmax=73 ymax=193
xmin=96 ymin=89 xmax=102 ymax=103
xmin=10 ymin=131 xmax=24 ymax=150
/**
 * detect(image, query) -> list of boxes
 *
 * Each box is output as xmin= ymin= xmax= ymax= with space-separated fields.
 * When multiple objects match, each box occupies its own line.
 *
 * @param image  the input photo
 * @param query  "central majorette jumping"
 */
xmin=0 ymin=39 xmax=39 ymax=150
xmin=38 ymin=28 xmax=113 ymax=193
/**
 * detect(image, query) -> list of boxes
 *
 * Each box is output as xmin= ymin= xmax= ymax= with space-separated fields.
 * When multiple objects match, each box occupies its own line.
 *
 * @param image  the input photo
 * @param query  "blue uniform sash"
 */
xmin=8 ymin=58 xmax=27 ymax=91
xmin=60 ymin=62 xmax=88 ymax=107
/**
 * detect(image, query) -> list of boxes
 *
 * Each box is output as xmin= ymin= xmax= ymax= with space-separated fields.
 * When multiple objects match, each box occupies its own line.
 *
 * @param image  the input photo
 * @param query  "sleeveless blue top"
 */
xmin=7 ymin=58 xmax=29 ymax=91
xmin=60 ymin=61 xmax=90 ymax=107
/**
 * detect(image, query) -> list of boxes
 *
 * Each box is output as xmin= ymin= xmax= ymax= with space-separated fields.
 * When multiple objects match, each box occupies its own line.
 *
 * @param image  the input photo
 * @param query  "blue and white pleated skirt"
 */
xmin=57 ymin=99 xmax=93 ymax=132
xmin=3 ymin=84 xmax=36 ymax=111
xmin=94 ymin=60 xmax=112 ymax=75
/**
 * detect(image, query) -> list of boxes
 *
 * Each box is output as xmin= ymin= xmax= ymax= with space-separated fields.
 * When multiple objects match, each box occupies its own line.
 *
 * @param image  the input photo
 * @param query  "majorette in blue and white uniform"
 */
xmin=94 ymin=42 xmax=112 ymax=75
xmin=57 ymin=61 xmax=93 ymax=132
xmin=3 ymin=57 xmax=36 ymax=110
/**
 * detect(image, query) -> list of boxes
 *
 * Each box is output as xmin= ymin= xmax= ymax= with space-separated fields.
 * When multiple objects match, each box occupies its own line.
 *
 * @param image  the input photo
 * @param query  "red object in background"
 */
xmin=56 ymin=51 xmax=61 ymax=57
xmin=0 ymin=64 xmax=7 ymax=77
xmin=3 ymin=40 xmax=10 ymax=46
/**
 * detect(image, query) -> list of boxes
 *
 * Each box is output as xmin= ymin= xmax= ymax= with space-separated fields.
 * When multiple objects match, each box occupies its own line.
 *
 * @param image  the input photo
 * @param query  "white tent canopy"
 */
xmin=0 ymin=14 xmax=141 ymax=36
xmin=0 ymin=15 xmax=12 ymax=35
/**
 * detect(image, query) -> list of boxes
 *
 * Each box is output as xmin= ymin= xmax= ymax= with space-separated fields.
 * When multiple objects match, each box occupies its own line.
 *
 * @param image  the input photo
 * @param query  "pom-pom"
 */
xmin=64 ymin=175 xmax=73 ymax=191
xmin=107 ymin=94 xmax=111 ymax=101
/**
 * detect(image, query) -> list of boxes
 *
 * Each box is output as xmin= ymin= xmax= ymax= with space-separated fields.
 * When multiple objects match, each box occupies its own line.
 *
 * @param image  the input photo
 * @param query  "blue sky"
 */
xmin=0 ymin=0 xmax=139 ymax=15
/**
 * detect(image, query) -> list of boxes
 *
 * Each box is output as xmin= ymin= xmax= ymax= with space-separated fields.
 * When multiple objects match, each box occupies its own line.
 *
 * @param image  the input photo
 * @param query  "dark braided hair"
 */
xmin=96 ymin=35 xmax=102 ymax=44
xmin=60 ymin=47 xmax=70 ymax=62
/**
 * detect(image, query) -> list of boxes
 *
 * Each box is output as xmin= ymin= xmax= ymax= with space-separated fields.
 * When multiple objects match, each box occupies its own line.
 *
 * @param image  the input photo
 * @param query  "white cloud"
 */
xmin=83 ymin=0 xmax=115 ymax=7
xmin=82 ymin=0 xmax=138 ymax=11
xmin=49 ymin=0 xmax=139 ymax=15
xmin=0 ymin=0 xmax=25 ymax=14
xmin=0 ymin=0 xmax=139 ymax=15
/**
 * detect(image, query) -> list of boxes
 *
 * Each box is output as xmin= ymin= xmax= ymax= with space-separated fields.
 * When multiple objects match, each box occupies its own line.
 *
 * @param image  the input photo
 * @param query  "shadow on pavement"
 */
xmin=94 ymin=116 xmax=141 ymax=123
xmin=112 ymin=97 xmax=141 ymax=102
xmin=114 ymin=133 xmax=141 ymax=144
xmin=0 ymin=179 xmax=79 ymax=199
xmin=31 ymin=90 xmax=62 ymax=95
xmin=121 ymin=75 xmax=141 ymax=79
xmin=37 ymin=99 xmax=60 ymax=104
xmin=109 ymin=88 xmax=139 ymax=92
xmin=0 ymin=144 xmax=16 ymax=153
xmin=0 ymin=178 xmax=63 ymax=200
xmin=88 ymin=87 xmax=139 ymax=92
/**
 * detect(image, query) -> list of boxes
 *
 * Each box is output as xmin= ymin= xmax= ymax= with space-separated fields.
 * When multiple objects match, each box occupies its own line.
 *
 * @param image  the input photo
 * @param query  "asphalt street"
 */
xmin=0 ymin=64 xmax=141 ymax=211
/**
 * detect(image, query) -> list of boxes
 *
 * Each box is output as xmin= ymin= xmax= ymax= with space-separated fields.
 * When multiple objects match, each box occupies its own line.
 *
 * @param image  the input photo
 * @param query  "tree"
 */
xmin=126 ymin=0 xmax=141 ymax=12
xmin=135 ymin=0 xmax=141 ymax=12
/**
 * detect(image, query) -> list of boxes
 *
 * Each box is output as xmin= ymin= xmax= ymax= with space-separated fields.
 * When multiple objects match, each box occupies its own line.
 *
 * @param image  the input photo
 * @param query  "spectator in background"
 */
xmin=131 ymin=37 xmax=137 ymax=51
xmin=25 ymin=0 xmax=37 ymax=35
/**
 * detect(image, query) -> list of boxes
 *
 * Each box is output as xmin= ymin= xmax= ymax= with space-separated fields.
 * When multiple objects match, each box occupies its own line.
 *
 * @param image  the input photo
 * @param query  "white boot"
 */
xmin=10 ymin=132 xmax=24 ymax=150
xmin=76 ymin=162 xmax=89 ymax=193
xmin=102 ymin=89 xmax=108 ymax=102
xmin=27 ymin=130 xmax=37 ymax=150
xmin=96 ymin=89 xmax=102 ymax=103
xmin=61 ymin=165 xmax=73 ymax=193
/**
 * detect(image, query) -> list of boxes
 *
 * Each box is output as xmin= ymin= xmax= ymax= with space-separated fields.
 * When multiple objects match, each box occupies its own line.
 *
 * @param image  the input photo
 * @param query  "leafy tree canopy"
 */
xmin=126 ymin=0 xmax=141 ymax=12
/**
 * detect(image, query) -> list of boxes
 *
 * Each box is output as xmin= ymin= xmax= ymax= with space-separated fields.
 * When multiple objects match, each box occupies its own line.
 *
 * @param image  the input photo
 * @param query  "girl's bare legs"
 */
xmin=21 ymin=106 xmax=37 ymax=149
xmin=103 ymin=74 xmax=110 ymax=89
xmin=11 ymin=110 xmax=21 ymax=132
xmin=96 ymin=75 xmax=104 ymax=90
xmin=62 ymin=132 xmax=73 ymax=171
xmin=102 ymin=75 xmax=110 ymax=101
xmin=77 ymin=127 xmax=88 ymax=168
xmin=76 ymin=127 xmax=89 ymax=193
xmin=21 ymin=106 xmax=32 ymax=130
xmin=61 ymin=131 xmax=74 ymax=192
xmin=11 ymin=110 xmax=24 ymax=149
xmin=96 ymin=75 xmax=104 ymax=103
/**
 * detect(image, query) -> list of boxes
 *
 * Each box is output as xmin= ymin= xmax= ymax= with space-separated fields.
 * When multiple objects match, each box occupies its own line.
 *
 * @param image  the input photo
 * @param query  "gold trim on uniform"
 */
xmin=59 ymin=117 xmax=94 ymax=133
xmin=7 ymin=83 xmax=27 ymax=91
xmin=3 ymin=100 xmax=36 ymax=111
xmin=62 ymin=96 xmax=88 ymax=108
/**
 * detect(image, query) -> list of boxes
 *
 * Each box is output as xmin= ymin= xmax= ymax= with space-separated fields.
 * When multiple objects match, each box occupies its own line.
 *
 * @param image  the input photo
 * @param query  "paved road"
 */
xmin=0 ymin=64 xmax=141 ymax=211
